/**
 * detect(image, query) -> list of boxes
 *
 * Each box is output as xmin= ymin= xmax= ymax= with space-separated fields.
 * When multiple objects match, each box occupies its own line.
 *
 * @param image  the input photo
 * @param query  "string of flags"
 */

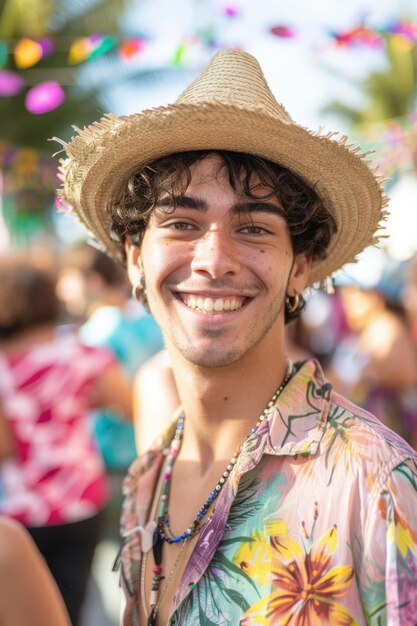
xmin=1 ymin=17 xmax=417 ymax=114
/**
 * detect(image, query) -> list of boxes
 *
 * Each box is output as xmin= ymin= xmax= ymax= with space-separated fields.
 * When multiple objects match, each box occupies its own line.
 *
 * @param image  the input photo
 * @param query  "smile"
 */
xmin=179 ymin=294 xmax=248 ymax=313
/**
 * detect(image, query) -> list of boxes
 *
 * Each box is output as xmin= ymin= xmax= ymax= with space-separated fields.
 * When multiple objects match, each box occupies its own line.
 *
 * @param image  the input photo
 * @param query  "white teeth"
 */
xmin=184 ymin=296 xmax=245 ymax=312
xmin=203 ymin=298 xmax=214 ymax=312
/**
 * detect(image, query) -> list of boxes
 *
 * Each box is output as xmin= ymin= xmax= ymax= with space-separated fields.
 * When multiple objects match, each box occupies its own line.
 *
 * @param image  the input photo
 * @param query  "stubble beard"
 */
xmin=168 ymin=286 xmax=287 ymax=369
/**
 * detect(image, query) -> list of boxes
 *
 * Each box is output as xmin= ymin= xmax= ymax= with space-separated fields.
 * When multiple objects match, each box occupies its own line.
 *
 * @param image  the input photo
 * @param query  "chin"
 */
xmin=178 ymin=345 xmax=243 ymax=369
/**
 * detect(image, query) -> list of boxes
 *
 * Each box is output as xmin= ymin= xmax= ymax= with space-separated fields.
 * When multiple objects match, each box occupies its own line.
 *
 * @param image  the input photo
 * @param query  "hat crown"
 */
xmin=175 ymin=49 xmax=293 ymax=123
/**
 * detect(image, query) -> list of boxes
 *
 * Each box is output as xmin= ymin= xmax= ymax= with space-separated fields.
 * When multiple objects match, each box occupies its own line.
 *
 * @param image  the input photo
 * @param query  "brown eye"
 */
xmin=239 ymin=225 xmax=269 ymax=235
xmin=169 ymin=222 xmax=194 ymax=230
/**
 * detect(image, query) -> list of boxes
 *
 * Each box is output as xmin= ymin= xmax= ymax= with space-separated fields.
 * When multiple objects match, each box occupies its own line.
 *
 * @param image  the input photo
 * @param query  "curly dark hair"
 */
xmin=107 ymin=150 xmax=337 ymax=323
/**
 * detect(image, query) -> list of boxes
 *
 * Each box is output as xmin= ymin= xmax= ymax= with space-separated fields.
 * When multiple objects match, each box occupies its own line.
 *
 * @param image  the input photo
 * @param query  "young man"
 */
xmin=57 ymin=50 xmax=417 ymax=625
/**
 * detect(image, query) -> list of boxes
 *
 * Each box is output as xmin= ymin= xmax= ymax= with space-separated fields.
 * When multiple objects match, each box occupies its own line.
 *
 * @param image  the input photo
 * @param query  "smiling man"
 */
xmin=57 ymin=50 xmax=417 ymax=626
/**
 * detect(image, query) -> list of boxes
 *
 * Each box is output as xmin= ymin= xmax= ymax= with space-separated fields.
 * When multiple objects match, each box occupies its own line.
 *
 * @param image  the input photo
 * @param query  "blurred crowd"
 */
xmin=1 ymin=243 xmax=417 ymax=624
xmin=290 ymin=256 xmax=417 ymax=449
xmin=0 ymin=244 xmax=177 ymax=626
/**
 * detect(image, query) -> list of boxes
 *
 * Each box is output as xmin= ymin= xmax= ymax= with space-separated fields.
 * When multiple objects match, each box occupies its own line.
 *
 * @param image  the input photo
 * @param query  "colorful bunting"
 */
xmin=332 ymin=26 xmax=383 ymax=49
xmin=172 ymin=42 xmax=187 ymax=66
xmin=0 ymin=70 xmax=24 ymax=96
xmin=0 ymin=42 xmax=7 ymax=67
xmin=387 ymin=21 xmax=417 ymax=42
xmin=2 ymin=18 xmax=417 ymax=117
xmin=119 ymin=38 xmax=146 ymax=61
xmin=14 ymin=38 xmax=43 ymax=69
xmin=269 ymin=25 xmax=295 ymax=38
xmin=37 ymin=37 xmax=54 ymax=59
xmin=88 ymin=35 xmax=115 ymax=60
xmin=223 ymin=6 xmax=239 ymax=18
xmin=68 ymin=37 xmax=94 ymax=64
xmin=25 ymin=81 xmax=65 ymax=114
xmin=68 ymin=34 xmax=115 ymax=64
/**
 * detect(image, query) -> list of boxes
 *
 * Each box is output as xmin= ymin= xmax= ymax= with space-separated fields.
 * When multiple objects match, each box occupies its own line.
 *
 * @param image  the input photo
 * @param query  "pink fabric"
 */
xmin=0 ymin=332 xmax=113 ymax=526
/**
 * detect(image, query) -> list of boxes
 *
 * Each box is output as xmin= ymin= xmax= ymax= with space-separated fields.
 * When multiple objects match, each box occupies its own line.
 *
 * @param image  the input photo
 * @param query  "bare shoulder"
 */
xmin=0 ymin=517 xmax=71 ymax=626
xmin=0 ymin=517 xmax=31 ymax=568
xmin=134 ymin=349 xmax=180 ymax=454
xmin=136 ymin=349 xmax=173 ymax=378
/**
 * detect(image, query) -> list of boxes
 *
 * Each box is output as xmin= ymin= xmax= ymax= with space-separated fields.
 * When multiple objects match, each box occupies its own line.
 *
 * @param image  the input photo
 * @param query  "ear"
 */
xmin=125 ymin=240 xmax=144 ymax=287
xmin=287 ymin=253 xmax=311 ymax=296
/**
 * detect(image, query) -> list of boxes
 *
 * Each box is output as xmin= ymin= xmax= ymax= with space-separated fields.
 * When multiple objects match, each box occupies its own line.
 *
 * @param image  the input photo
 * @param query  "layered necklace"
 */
xmin=144 ymin=360 xmax=294 ymax=626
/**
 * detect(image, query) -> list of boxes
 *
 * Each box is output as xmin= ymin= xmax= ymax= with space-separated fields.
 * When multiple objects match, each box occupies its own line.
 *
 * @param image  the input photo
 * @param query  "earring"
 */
xmin=132 ymin=274 xmax=147 ymax=302
xmin=285 ymin=292 xmax=299 ymax=314
xmin=132 ymin=285 xmax=142 ymax=301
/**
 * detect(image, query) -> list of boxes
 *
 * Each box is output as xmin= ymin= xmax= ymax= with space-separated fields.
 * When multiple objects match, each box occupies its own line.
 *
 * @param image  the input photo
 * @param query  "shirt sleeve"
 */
xmin=359 ymin=457 xmax=417 ymax=625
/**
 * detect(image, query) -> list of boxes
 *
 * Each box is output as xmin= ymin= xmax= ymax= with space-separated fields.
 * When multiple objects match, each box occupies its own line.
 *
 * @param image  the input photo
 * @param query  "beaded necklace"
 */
xmin=146 ymin=361 xmax=293 ymax=625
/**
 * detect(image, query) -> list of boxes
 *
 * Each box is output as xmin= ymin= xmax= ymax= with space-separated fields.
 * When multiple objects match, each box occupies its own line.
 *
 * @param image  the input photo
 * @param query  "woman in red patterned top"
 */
xmin=0 ymin=254 xmax=132 ymax=626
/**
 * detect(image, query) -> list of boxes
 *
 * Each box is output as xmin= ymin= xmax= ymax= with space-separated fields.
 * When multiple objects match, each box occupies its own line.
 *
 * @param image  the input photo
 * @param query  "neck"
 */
xmin=169 ymin=342 xmax=290 ymax=473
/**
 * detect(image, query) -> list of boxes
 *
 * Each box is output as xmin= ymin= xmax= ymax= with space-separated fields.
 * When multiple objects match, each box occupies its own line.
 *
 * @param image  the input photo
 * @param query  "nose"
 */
xmin=190 ymin=227 xmax=241 ymax=279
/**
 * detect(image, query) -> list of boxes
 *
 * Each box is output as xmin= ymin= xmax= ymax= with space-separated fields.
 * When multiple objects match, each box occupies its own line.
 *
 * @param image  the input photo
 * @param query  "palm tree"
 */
xmin=323 ymin=33 xmax=417 ymax=189
xmin=324 ymin=34 xmax=417 ymax=126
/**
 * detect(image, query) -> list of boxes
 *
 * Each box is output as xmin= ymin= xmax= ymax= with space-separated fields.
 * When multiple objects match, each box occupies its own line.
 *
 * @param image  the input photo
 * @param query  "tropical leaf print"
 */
xmin=225 ymin=473 xmax=263 ymax=530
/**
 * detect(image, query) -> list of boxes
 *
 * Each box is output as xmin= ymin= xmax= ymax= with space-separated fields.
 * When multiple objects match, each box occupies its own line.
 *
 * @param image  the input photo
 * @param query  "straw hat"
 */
xmin=55 ymin=49 xmax=388 ymax=286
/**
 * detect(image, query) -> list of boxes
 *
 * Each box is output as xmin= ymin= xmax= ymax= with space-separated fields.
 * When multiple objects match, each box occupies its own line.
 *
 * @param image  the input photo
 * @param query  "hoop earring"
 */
xmin=132 ymin=275 xmax=147 ymax=303
xmin=132 ymin=285 xmax=142 ymax=301
xmin=285 ymin=292 xmax=299 ymax=314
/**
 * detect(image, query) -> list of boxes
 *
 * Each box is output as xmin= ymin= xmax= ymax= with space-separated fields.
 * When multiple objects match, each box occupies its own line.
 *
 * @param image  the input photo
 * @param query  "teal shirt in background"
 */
xmin=80 ymin=302 xmax=164 ymax=469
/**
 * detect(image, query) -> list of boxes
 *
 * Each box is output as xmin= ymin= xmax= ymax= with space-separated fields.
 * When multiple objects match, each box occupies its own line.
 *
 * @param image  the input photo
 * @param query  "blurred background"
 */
xmin=2 ymin=0 xmax=417 ymax=624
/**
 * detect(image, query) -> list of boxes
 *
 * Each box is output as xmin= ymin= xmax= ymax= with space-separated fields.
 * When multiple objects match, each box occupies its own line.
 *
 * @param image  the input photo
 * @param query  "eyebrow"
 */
xmin=155 ymin=194 xmax=285 ymax=217
xmin=155 ymin=195 xmax=208 ymax=211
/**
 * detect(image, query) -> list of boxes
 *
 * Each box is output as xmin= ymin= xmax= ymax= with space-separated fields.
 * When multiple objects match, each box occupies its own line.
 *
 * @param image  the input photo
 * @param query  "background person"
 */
xmin=0 ymin=254 xmax=132 ymax=626
xmin=329 ymin=278 xmax=417 ymax=448
xmin=58 ymin=242 xmax=165 ymax=470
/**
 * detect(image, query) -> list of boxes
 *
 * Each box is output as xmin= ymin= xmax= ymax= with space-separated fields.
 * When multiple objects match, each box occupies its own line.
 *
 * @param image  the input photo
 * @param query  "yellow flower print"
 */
xmin=236 ymin=513 xmax=357 ymax=626
xmin=387 ymin=520 xmax=415 ymax=558
xmin=379 ymin=493 xmax=417 ymax=557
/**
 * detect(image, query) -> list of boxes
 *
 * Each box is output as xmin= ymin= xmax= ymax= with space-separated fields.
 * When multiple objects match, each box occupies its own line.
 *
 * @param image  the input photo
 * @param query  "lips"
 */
xmin=180 ymin=294 xmax=247 ymax=313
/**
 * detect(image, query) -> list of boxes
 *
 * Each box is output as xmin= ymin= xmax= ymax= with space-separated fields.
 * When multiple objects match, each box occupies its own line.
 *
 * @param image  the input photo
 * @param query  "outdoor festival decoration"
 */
xmin=14 ymin=38 xmax=44 ymax=69
xmin=24 ymin=81 xmax=65 ymax=114
xmin=0 ymin=42 xmax=7 ymax=67
xmin=0 ymin=141 xmax=61 ymax=243
xmin=354 ymin=113 xmax=417 ymax=183
xmin=118 ymin=37 xmax=146 ymax=61
xmin=0 ymin=142 xmax=60 ymax=198
xmin=222 ymin=5 xmax=239 ymax=17
xmin=0 ymin=69 xmax=24 ymax=96
xmin=1 ymin=18 xmax=417 ymax=117
xmin=269 ymin=25 xmax=295 ymax=38
xmin=68 ymin=34 xmax=115 ymax=64
xmin=1 ymin=19 xmax=417 ymax=74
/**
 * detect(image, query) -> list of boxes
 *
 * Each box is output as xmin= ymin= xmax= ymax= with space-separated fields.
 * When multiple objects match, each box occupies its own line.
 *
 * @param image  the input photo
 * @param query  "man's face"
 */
xmin=127 ymin=155 xmax=310 ymax=368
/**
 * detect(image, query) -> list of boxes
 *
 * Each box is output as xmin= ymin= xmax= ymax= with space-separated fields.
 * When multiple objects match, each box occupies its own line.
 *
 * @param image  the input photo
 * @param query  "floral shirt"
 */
xmin=119 ymin=359 xmax=417 ymax=626
xmin=0 ymin=332 xmax=113 ymax=526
